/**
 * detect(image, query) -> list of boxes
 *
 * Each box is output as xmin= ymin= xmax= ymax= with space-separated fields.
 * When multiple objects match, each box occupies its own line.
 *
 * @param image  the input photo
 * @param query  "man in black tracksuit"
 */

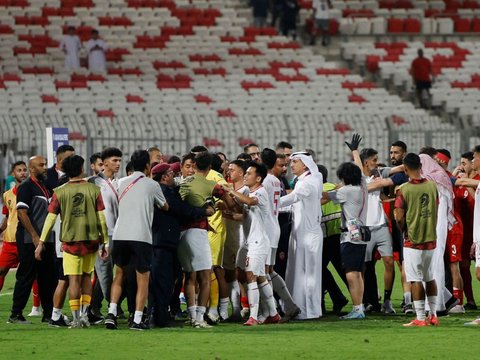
xmin=148 ymin=163 xmax=214 ymax=327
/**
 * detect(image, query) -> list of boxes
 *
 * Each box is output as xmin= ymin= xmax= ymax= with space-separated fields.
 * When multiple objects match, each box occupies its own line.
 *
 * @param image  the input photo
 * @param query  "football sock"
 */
xmin=133 ymin=310 xmax=143 ymax=325
xmin=209 ymin=273 xmax=219 ymax=309
xmin=187 ymin=306 xmax=196 ymax=320
xmin=208 ymin=306 xmax=219 ymax=318
xmin=384 ymin=289 xmax=392 ymax=302
xmin=196 ymin=306 xmax=206 ymax=323
xmin=32 ymin=280 xmax=40 ymax=307
xmin=404 ymin=292 xmax=412 ymax=305
xmin=241 ymin=295 xmax=249 ymax=310
xmin=69 ymin=299 xmax=81 ymax=321
xmin=108 ymin=303 xmax=118 ymax=316
xmin=229 ymin=281 xmax=241 ymax=315
xmin=259 ymin=281 xmax=277 ymax=317
xmin=81 ymin=294 xmax=91 ymax=315
xmin=52 ymin=307 xmax=62 ymax=321
xmin=247 ymin=282 xmax=260 ymax=320
xmin=353 ymin=305 xmax=363 ymax=314
xmin=413 ymin=300 xmax=426 ymax=320
xmin=427 ymin=296 xmax=437 ymax=316
xmin=219 ymin=297 xmax=229 ymax=319
xmin=453 ymin=288 xmax=463 ymax=305
xmin=270 ymin=271 xmax=295 ymax=310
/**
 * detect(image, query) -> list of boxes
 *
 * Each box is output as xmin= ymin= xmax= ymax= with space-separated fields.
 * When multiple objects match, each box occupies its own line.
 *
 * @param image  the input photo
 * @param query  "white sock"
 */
xmin=187 ymin=306 xmax=196 ymax=320
xmin=427 ymin=296 xmax=437 ymax=316
xmin=229 ymin=281 xmax=241 ymax=315
xmin=414 ymin=300 xmax=426 ymax=320
xmin=259 ymin=281 xmax=277 ymax=317
xmin=404 ymin=292 xmax=412 ymax=305
xmin=219 ymin=297 xmax=229 ymax=319
xmin=353 ymin=305 xmax=363 ymax=314
xmin=271 ymin=271 xmax=295 ymax=311
xmin=208 ymin=306 xmax=219 ymax=317
xmin=133 ymin=310 xmax=143 ymax=324
xmin=247 ymin=282 xmax=260 ymax=320
xmin=196 ymin=306 xmax=206 ymax=323
xmin=72 ymin=310 xmax=80 ymax=321
xmin=81 ymin=303 xmax=89 ymax=316
xmin=52 ymin=307 xmax=62 ymax=321
xmin=108 ymin=303 xmax=118 ymax=316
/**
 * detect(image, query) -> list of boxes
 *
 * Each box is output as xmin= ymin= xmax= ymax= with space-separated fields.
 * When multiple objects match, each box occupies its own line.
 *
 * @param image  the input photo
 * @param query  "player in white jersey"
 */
xmin=222 ymin=160 xmax=249 ymax=319
xmin=261 ymin=149 xmax=300 ymax=322
xmin=456 ymin=145 xmax=480 ymax=326
xmin=224 ymin=162 xmax=281 ymax=326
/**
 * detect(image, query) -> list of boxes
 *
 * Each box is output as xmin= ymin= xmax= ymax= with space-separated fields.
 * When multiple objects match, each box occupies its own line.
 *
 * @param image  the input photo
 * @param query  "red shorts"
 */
xmin=446 ymin=233 xmax=462 ymax=263
xmin=0 ymin=241 xmax=19 ymax=269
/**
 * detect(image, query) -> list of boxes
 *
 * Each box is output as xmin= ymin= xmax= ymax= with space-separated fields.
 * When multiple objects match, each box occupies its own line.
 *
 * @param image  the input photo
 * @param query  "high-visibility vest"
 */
xmin=322 ymin=182 xmax=342 ymax=237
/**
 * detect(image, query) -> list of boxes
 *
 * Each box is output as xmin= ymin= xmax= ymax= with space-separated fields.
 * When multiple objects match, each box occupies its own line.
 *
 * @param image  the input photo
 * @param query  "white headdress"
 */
xmin=290 ymin=151 xmax=323 ymax=198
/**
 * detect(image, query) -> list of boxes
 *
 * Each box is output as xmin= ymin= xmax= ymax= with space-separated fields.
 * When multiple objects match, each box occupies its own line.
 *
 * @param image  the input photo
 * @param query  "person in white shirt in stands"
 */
xmin=225 ymin=162 xmax=281 ymax=326
xmin=85 ymin=29 xmax=107 ymax=72
xmin=105 ymin=150 xmax=168 ymax=331
xmin=310 ymin=0 xmax=332 ymax=46
xmin=60 ymin=26 xmax=81 ymax=71
xmin=279 ymin=151 xmax=323 ymax=320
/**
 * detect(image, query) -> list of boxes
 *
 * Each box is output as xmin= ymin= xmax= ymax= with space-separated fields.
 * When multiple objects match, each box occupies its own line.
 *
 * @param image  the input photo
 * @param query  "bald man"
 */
xmin=8 ymin=156 xmax=57 ymax=324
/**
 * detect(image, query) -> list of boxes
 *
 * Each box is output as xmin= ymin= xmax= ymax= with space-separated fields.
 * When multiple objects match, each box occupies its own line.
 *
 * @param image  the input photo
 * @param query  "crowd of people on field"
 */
xmin=2 ymin=135 xmax=480 ymax=330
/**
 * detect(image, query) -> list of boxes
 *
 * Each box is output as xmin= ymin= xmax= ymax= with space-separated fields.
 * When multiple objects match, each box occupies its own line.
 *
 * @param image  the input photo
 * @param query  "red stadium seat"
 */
xmin=473 ymin=18 xmax=480 ymax=32
xmin=387 ymin=18 xmax=404 ymax=33
xmin=404 ymin=18 xmax=421 ymax=33
xmin=194 ymin=95 xmax=214 ymax=104
xmin=217 ymin=108 xmax=236 ymax=117
xmin=455 ymin=18 xmax=472 ymax=32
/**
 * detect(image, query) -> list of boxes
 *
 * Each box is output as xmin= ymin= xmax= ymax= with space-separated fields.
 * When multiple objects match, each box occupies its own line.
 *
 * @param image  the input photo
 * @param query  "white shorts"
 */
xmin=265 ymin=247 xmax=277 ymax=266
xmin=404 ymin=247 xmax=435 ymax=282
xmin=178 ymin=228 xmax=212 ymax=272
xmin=475 ymin=243 xmax=480 ymax=268
xmin=245 ymin=252 xmax=267 ymax=277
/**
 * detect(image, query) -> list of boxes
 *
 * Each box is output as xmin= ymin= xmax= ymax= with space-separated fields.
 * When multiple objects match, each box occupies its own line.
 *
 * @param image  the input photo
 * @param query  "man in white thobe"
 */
xmin=279 ymin=152 xmax=323 ymax=319
xmin=85 ymin=30 xmax=107 ymax=72
xmin=59 ymin=26 xmax=81 ymax=70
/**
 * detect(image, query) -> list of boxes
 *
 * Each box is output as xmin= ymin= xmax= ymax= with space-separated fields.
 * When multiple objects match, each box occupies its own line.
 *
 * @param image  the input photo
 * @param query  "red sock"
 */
xmin=0 ymin=276 xmax=4 ymax=292
xmin=241 ymin=296 xmax=249 ymax=309
xmin=453 ymin=288 xmax=464 ymax=305
xmin=32 ymin=280 xmax=40 ymax=307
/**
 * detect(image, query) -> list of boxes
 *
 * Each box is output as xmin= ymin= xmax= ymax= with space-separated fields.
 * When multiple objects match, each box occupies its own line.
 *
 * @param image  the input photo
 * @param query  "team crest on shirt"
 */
xmin=72 ymin=193 xmax=84 ymax=207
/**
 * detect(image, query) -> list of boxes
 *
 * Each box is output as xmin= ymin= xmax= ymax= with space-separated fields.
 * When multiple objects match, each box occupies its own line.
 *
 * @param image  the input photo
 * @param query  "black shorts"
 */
xmin=341 ymin=242 xmax=367 ymax=272
xmin=391 ymin=223 xmax=404 ymax=262
xmin=416 ymin=81 xmax=431 ymax=90
xmin=56 ymin=257 xmax=68 ymax=281
xmin=112 ymin=240 xmax=152 ymax=273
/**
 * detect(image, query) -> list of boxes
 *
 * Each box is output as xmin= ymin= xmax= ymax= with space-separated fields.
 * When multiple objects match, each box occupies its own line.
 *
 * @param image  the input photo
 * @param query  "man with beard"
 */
xmin=8 ymin=156 xmax=56 ymax=324
xmin=366 ymin=141 xmax=413 ymax=313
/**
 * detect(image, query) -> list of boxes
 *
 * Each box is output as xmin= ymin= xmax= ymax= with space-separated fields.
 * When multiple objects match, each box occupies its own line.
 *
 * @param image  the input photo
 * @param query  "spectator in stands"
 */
xmin=86 ymin=30 xmax=108 ymax=72
xmin=251 ymin=0 xmax=269 ymax=28
xmin=270 ymin=0 xmax=283 ymax=27
xmin=281 ymin=0 xmax=300 ymax=40
xmin=310 ymin=0 xmax=332 ymax=46
xmin=60 ymin=26 xmax=81 ymax=71
xmin=410 ymin=49 xmax=433 ymax=110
